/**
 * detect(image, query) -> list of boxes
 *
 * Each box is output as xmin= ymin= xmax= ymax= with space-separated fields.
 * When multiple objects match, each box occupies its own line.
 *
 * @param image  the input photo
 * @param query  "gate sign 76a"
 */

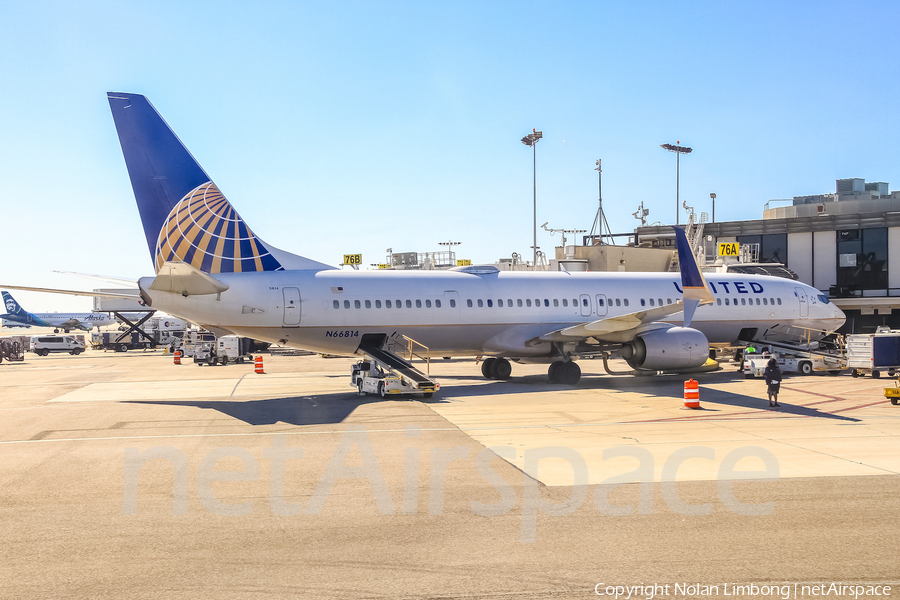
xmin=343 ymin=254 xmax=362 ymax=265
xmin=718 ymin=243 xmax=739 ymax=257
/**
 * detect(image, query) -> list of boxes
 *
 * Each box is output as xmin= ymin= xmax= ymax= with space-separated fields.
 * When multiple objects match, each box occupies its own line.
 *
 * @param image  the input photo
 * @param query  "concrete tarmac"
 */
xmin=0 ymin=346 xmax=898 ymax=599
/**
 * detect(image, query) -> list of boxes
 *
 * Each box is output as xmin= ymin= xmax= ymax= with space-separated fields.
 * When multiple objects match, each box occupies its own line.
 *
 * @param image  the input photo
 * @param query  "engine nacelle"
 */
xmin=620 ymin=326 xmax=709 ymax=371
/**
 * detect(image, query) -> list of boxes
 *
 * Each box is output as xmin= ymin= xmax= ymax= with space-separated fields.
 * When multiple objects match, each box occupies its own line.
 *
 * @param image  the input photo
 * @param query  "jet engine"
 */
xmin=620 ymin=325 xmax=709 ymax=371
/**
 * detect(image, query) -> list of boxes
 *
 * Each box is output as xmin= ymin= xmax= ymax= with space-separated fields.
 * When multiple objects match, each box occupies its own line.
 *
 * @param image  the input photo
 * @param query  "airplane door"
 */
xmin=579 ymin=294 xmax=592 ymax=317
xmin=283 ymin=287 xmax=301 ymax=326
xmin=794 ymin=287 xmax=808 ymax=317
xmin=595 ymin=294 xmax=608 ymax=317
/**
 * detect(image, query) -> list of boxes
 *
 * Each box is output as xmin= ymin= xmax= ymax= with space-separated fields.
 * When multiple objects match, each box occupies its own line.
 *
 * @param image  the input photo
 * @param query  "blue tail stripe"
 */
xmin=107 ymin=93 xmax=210 ymax=259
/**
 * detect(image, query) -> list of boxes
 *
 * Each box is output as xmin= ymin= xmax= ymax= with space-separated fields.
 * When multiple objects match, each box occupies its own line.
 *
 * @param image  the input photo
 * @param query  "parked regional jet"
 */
xmin=1 ymin=291 xmax=116 ymax=332
xmin=1 ymin=93 xmax=846 ymax=386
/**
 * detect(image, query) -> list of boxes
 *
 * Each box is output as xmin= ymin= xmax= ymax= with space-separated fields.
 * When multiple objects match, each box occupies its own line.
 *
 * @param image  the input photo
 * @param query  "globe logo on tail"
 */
xmin=154 ymin=182 xmax=283 ymax=274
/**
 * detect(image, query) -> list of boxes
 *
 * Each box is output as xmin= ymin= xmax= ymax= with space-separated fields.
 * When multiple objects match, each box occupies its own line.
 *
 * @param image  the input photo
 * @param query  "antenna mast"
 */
xmin=589 ymin=159 xmax=614 ymax=244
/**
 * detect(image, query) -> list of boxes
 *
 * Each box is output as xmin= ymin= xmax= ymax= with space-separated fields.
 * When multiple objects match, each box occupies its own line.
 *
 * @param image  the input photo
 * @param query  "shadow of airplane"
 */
xmin=124 ymin=367 xmax=862 ymax=425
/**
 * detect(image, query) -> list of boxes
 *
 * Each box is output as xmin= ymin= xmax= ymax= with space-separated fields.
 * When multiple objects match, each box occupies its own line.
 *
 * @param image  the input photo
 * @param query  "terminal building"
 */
xmin=632 ymin=178 xmax=900 ymax=334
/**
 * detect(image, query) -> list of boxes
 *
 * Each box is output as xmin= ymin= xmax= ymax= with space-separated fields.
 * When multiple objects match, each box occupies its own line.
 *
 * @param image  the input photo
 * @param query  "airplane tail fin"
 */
xmin=2 ymin=291 xmax=27 ymax=317
xmin=107 ymin=92 xmax=333 ymax=274
xmin=672 ymin=226 xmax=714 ymax=327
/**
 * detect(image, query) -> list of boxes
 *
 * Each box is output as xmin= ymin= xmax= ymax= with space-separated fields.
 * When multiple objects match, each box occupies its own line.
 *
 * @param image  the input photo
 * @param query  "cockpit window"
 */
xmin=817 ymin=294 xmax=830 ymax=304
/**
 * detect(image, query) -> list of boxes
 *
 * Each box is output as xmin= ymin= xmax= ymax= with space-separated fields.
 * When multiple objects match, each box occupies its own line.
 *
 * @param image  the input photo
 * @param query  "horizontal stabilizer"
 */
xmin=0 ymin=285 xmax=140 ymax=299
xmin=149 ymin=261 xmax=230 ymax=296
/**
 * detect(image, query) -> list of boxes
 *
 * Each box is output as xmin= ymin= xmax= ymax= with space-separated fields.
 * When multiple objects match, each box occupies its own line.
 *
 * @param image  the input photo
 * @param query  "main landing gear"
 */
xmin=480 ymin=358 xmax=582 ymax=385
xmin=481 ymin=357 xmax=512 ymax=380
xmin=548 ymin=360 xmax=581 ymax=385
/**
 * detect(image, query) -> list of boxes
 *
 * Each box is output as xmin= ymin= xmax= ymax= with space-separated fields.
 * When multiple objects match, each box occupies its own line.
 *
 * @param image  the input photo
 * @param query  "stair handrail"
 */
xmin=401 ymin=335 xmax=431 ymax=375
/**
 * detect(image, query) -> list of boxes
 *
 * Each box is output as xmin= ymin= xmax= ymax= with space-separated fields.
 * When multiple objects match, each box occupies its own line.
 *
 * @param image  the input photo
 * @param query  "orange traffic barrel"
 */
xmin=683 ymin=378 xmax=700 ymax=409
xmin=174 ymin=350 xmax=182 ymax=365
xmin=254 ymin=355 xmax=265 ymax=374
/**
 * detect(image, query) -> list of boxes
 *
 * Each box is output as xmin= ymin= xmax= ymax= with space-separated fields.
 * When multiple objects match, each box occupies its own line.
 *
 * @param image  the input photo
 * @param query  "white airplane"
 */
xmin=1 ymin=291 xmax=116 ymax=332
xmin=2 ymin=93 xmax=846 ymax=388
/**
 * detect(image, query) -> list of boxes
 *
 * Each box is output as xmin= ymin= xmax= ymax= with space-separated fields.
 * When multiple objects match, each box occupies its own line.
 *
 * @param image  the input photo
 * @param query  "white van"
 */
xmin=30 ymin=335 xmax=85 ymax=356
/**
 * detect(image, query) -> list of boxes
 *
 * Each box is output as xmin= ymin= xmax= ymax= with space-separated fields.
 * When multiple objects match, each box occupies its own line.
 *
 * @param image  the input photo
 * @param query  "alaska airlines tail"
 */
xmin=2 ymin=291 xmax=26 ymax=317
xmin=107 ymin=92 xmax=333 ymax=274
xmin=672 ymin=226 xmax=714 ymax=327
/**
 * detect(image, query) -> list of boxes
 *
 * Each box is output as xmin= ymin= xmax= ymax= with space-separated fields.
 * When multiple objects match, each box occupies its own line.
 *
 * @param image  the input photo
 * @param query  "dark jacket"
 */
xmin=764 ymin=364 xmax=783 ymax=385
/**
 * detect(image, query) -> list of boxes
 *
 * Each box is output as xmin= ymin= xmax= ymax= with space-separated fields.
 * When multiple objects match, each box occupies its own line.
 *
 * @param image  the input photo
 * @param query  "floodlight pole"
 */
xmin=710 ymin=192 xmax=716 ymax=223
xmin=521 ymin=129 xmax=542 ymax=266
xmin=661 ymin=142 xmax=693 ymax=226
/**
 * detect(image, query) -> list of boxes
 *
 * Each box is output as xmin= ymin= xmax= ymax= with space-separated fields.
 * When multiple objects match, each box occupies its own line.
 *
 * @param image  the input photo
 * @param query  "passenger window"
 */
xmin=517 ymin=299 xmax=523 ymax=307
xmin=641 ymin=299 xmax=646 ymax=306
xmin=563 ymin=299 xmax=568 ymax=307
xmin=615 ymin=299 xmax=621 ymax=306
xmin=740 ymin=298 xmax=745 ymax=305
xmin=650 ymin=299 xmax=655 ymax=306
xmin=396 ymin=299 xmax=402 ymax=308
xmin=436 ymin=299 xmax=441 ymax=308
xmin=507 ymin=299 xmax=512 ymax=306
xmin=498 ymin=299 xmax=504 ymax=307
xmin=365 ymin=300 xmax=371 ymax=308
xmin=425 ymin=299 xmax=432 ymax=308
xmin=406 ymin=300 xmax=412 ymax=308
xmin=624 ymin=299 xmax=629 ymax=307
xmin=467 ymin=299 xmax=473 ymax=308
xmin=333 ymin=300 xmax=340 ymax=309
xmin=763 ymin=298 xmax=767 ymax=305
xmin=777 ymin=298 xmax=782 ymax=305
xmin=375 ymin=300 xmax=382 ymax=308
xmin=487 ymin=299 xmax=493 ymax=307
xmin=756 ymin=298 xmax=760 ymax=305
xmin=354 ymin=300 xmax=361 ymax=309
xmin=553 ymin=299 xmax=559 ymax=307
xmin=667 ymin=298 xmax=672 ymax=304
xmin=386 ymin=300 xmax=392 ymax=308
xmin=535 ymin=299 xmax=540 ymax=307
xmin=716 ymin=298 xmax=722 ymax=306
xmin=477 ymin=299 xmax=484 ymax=308
xmin=597 ymin=298 xmax=603 ymax=307
xmin=725 ymin=298 xmax=730 ymax=306
xmin=658 ymin=298 xmax=663 ymax=306
xmin=450 ymin=299 xmax=456 ymax=308
xmin=544 ymin=299 xmax=549 ymax=307
xmin=526 ymin=299 xmax=532 ymax=307
xmin=344 ymin=300 xmax=350 ymax=309
xmin=582 ymin=298 xmax=589 ymax=307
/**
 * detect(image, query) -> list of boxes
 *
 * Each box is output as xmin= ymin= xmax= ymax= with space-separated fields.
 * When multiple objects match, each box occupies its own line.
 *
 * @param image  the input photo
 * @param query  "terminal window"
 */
xmin=837 ymin=228 xmax=887 ymax=292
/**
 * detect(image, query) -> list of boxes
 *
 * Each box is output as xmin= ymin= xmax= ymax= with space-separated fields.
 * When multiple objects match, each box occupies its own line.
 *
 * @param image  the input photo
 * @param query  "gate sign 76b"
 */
xmin=343 ymin=254 xmax=362 ymax=265
xmin=718 ymin=243 xmax=739 ymax=257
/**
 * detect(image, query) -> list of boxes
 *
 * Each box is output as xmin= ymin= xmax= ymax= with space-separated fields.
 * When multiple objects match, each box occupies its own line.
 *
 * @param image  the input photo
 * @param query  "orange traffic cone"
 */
xmin=683 ymin=378 xmax=700 ymax=409
xmin=174 ymin=350 xmax=182 ymax=365
xmin=254 ymin=355 xmax=265 ymax=374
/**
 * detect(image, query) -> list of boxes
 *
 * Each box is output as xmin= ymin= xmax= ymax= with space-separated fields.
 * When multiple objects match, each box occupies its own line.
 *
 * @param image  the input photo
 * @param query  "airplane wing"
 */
xmin=539 ymin=227 xmax=715 ymax=345
xmin=539 ymin=301 xmax=689 ymax=344
xmin=57 ymin=318 xmax=91 ymax=331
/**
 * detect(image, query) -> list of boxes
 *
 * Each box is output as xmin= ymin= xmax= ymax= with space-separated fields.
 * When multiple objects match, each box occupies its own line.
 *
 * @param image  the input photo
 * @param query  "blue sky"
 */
xmin=1 ymin=1 xmax=898 ymax=311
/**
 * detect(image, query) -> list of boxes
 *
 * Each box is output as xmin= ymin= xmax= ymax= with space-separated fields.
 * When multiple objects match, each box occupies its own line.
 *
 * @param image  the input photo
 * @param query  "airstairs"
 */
xmin=356 ymin=333 xmax=438 ymax=393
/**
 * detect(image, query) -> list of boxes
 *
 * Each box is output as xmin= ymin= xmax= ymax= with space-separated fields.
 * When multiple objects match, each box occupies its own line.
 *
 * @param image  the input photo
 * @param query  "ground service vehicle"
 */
xmin=351 ymin=360 xmax=435 ymax=398
xmin=847 ymin=331 xmax=900 ymax=378
xmin=743 ymin=350 xmax=843 ymax=377
xmin=30 ymin=335 xmax=85 ymax=356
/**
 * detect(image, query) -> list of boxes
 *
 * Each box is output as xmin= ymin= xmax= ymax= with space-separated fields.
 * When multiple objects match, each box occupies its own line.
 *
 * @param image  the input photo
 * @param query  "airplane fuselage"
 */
xmin=139 ymin=269 xmax=844 ymax=357
xmin=0 ymin=312 xmax=114 ymax=331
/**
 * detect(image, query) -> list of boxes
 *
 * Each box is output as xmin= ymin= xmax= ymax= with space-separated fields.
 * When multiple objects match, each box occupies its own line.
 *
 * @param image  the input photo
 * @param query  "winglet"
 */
xmin=672 ymin=226 xmax=714 ymax=326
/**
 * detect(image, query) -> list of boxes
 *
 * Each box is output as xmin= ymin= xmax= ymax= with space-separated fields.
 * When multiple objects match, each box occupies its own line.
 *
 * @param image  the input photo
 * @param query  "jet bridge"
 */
xmin=356 ymin=333 xmax=438 ymax=394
